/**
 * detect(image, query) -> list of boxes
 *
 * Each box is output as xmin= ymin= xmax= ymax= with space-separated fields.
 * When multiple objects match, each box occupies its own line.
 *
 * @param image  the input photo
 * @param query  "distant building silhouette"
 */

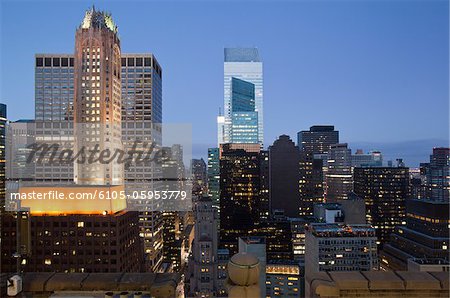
xmin=269 ymin=135 xmax=301 ymax=217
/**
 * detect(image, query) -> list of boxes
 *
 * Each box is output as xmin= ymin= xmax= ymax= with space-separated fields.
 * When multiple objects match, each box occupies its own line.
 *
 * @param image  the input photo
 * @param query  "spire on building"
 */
xmin=80 ymin=6 xmax=118 ymax=33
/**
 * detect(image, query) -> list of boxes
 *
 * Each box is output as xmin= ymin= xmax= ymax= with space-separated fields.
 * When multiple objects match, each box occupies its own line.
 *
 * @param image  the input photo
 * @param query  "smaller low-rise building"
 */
xmin=305 ymin=223 xmax=378 ymax=291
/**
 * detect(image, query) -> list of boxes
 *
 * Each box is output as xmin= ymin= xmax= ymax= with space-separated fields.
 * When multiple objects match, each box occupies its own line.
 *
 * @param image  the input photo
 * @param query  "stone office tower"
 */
xmin=73 ymin=7 xmax=123 ymax=185
xmin=33 ymin=7 xmax=164 ymax=271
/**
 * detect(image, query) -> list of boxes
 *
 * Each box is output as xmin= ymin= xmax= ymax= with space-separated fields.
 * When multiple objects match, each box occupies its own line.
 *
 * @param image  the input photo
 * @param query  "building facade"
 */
xmin=191 ymin=158 xmax=207 ymax=194
xmin=305 ymin=223 xmax=378 ymax=286
xmin=0 ymin=104 xmax=6 ymax=208
xmin=297 ymin=125 xmax=338 ymax=216
xmin=421 ymin=148 xmax=450 ymax=202
xmin=187 ymin=196 xmax=227 ymax=297
xmin=351 ymin=150 xmax=383 ymax=168
xmin=381 ymin=199 xmax=450 ymax=270
xmin=6 ymin=120 xmax=36 ymax=181
xmin=25 ymin=211 xmax=142 ymax=273
xmin=354 ymin=167 xmax=410 ymax=248
xmin=120 ymin=53 xmax=164 ymax=271
xmin=219 ymin=144 xmax=262 ymax=255
xmin=207 ymin=148 xmax=220 ymax=210
xmin=268 ymin=135 xmax=301 ymax=217
xmin=326 ymin=143 xmax=353 ymax=202
xmin=229 ymin=77 xmax=258 ymax=144
xmin=34 ymin=54 xmax=75 ymax=185
xmin=299 ymin=151 xmax=324 ymax=216
xmin=73 ymin=8 xmax=123 ymax=186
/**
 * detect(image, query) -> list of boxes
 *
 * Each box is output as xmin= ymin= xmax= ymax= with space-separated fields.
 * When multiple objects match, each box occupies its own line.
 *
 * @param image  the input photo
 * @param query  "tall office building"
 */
xmin=229 ymin=78 xmax=258 ymax=143
xmin=216 ymin=115 xmax=225 ymax=146
xmin=421 ymin=148 xmax=450 ymax=202
xmin=121 ymin=54 xmax=164 ymax=271
xmin=219 ymin=144 xmax=262 ymax=255
xmin=191 ymin=158 xmax=207 ymax=194
xmin=34 ymin=54 xmax=75 ymax=184
xmin=0 ymin=104 xmax=7 ymax=275
xmin=186 ymin=196 xmax=227 ymax=297
xmin=351 ymin=150 xmax=383 ymax=168
xmin=354 ymin=167 xmax=410 ymax=248
xmin=33 ymin=7 xmax=165 ymax=272
xmin=259 ymin=150 xmax=270 ymax=222
xmin=326 ymin=143 xmax=353 ymax=202
xmin=0 ymin=103 xmax=6 ymax=208
xmin=266 ymin=262 xmax=302 ymax=298
xmin=6 ymin=120 xmax=36 ymax=181
xmin=299 ymin=152 xmax=324 ymax=216
xmin=73 ymin=8 xmax=123 ymax=186
xmin=297 ymin=125 xmax=339 ymax=155
xmin=207 ymin=148 xmax=220 ymax=210
xmin=160 ymin=146 xmax=186 ymax=272
xmin=297 ymin=125 xmax=338 ymax=215
xmin=289 ymin=217 xmax=315 ymax=262
xmin=268 ymin=135 xmax=301 ymax=217
xmin=313 ymin=194 xmax=366 ymax=225
xmin=250 ymin=217 xmax=293 ymax=262
xmin=221 ymin=48 xmax=263 ymax=146
xmin=381 ymin=199 xmax=450 ymax=270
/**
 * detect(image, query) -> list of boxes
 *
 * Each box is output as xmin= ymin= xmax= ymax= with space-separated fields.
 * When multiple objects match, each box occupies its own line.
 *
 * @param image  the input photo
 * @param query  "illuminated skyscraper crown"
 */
xmin=80 ymin=6 xmax=118 ymax=33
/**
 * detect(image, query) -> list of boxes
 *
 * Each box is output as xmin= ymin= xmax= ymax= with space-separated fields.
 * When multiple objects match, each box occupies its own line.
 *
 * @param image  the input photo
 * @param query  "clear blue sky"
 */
xmin=1 ymin=0 xmax=448 ymax=165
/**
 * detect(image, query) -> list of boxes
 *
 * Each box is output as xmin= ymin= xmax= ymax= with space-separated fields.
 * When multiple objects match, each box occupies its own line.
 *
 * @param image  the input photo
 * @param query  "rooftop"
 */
xmin=307 ymin=223 xmax=376 ymax=237
xmin=309 ymin=125 xmax=336 ymax=132
xmin=80 ymin=6 xmax=118 ymax=34
xmin=409 ymin=258 xmax=450 ymax=265
xmin=1 ymin=272 xmax=180 ymax=298
xmin=307 ymin=271 xmax=449 ymax=297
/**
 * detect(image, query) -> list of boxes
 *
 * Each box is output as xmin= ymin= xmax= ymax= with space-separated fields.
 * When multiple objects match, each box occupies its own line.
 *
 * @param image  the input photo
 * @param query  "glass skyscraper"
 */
xmin=221 ymin=47 xmax=263 ymax=146
xmin=230 ymin=77 xmax=258 ymax=143
xmin=34 ymin=54 xmax=75 ymax=184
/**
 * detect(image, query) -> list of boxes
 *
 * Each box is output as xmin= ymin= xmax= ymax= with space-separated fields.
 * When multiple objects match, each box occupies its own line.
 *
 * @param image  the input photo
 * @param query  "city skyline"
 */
xmin=1 ymin=0 xmax=448 ymax=167
xmin=1 ymin=3 xmax=449 ymax=297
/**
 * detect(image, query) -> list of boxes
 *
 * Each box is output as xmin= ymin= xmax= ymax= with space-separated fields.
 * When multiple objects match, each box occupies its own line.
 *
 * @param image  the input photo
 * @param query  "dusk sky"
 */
xmin=1 ymin=0 xmax=448 ymax=165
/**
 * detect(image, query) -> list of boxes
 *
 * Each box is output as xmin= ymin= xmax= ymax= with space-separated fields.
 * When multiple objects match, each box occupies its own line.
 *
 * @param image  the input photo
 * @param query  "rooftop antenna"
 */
xmin=218 ymin=107 xmax=222 ymax=116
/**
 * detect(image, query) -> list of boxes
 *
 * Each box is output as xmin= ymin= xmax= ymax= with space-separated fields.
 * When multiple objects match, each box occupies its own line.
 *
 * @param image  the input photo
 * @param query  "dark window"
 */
xmin=61 ymin=58 xmax=69 ymax=67
xmin=53 ymin=58 xmax=60 ymax=67
xmin=136 ymin=58 xmax=143 ymax=66
xmin=121 ymin=58 xmax=126 ymax=67
xmin=127 ymin=57 xmax=134 ymax=67
xmin=36 ymin=58 xmax=43 ymax=67
xmin=69 ymin=58 xmax=74 ymax=67
xmin=144 ymin=57 xmax=151 ymax=67
xmin=44 ymin=58 xmax=51 ymax=67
